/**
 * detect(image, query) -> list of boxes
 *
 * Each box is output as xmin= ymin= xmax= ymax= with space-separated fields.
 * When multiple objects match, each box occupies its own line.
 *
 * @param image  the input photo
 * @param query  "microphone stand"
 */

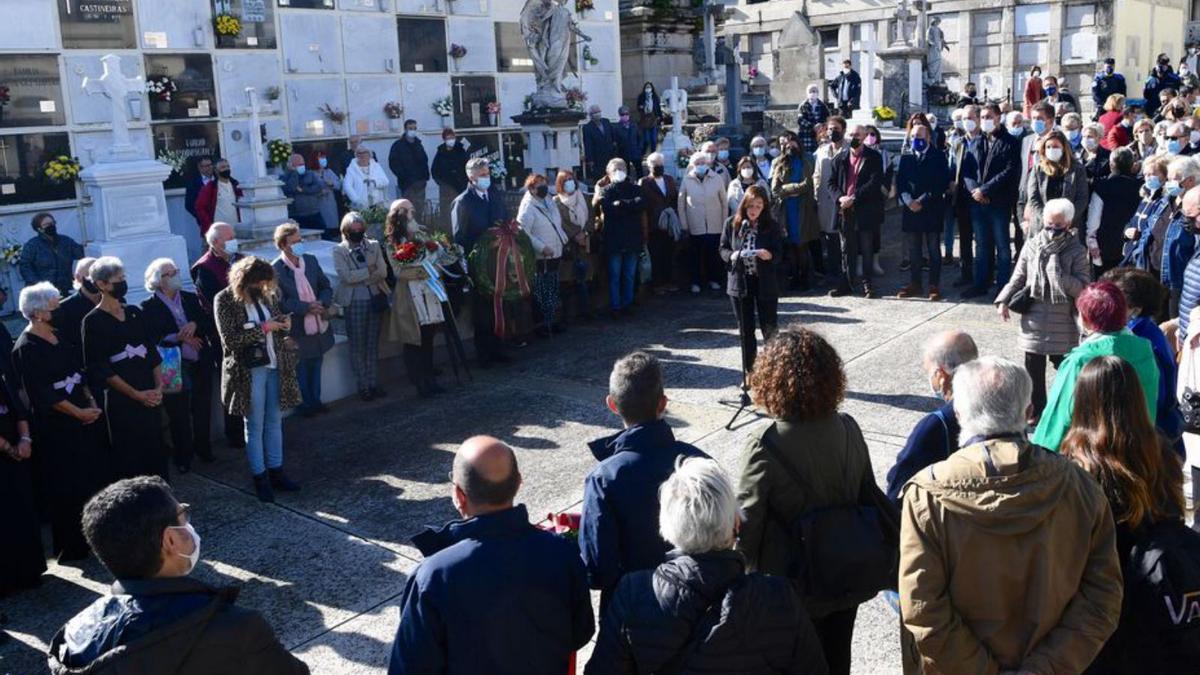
xmin=718 ymin=230 xmax=763 ymax=430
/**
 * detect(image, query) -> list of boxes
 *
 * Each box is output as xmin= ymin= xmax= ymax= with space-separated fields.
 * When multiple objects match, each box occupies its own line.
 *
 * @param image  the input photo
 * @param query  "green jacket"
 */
xmin=1031 ymin=330 xmax=1159 ymax=452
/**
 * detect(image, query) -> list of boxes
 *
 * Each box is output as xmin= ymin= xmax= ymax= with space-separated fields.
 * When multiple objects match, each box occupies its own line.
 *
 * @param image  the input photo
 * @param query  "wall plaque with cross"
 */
xmin=451 ymin=76 xmax=497 ymax=130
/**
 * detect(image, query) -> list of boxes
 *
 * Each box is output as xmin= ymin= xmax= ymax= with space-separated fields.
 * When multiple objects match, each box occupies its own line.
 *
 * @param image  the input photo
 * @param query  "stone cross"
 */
xmin=665 ymin=76 xmax=688 ymax=132
xmin=82 ymin=54 xmax=144 ymax=161
xmin=235 ymin=86 xmax=274 ymax=182
xmin=453 ymin=79 xmax=467 ymax=113
xmin=858 ymin=25 xmax=879 ymax=117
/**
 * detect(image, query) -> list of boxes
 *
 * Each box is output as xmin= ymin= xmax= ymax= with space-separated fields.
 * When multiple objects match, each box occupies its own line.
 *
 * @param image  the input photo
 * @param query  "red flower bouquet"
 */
xmin=393 ymin=241 xmax=420 ymax=264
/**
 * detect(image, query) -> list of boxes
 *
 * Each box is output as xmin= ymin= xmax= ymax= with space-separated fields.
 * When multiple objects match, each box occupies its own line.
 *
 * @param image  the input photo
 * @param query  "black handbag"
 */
xmin=369 ymin=290 xmax=391 ymax=313
xmin=761 ymin=417 xmax=901 ymax=606
xmin=236 ymin=303 xmax=272 ymax=369
xmin=1006 ymin=286 xmax=1034 ymax=314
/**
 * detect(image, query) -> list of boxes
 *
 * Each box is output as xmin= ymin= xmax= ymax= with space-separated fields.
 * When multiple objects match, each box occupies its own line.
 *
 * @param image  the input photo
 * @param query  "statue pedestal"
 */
xmin=234 ymin=177 xmax=292 ymax=241
xmin=511 ymin=109 xmax=587 ymax=186
xmin=78 ymin=159 xmax=191 ymax=304
xmin=879 ymin=45 xmax=926 ymax=118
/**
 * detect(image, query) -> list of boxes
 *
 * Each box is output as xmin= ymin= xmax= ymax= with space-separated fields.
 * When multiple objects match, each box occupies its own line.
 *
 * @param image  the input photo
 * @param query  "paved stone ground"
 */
xmin=0 ymin=226 xmax=1028 ymax=675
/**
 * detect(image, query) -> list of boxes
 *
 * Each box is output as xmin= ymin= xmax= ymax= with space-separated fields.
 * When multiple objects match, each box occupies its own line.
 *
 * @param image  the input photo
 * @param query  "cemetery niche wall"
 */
xmin=0 ymin=0 xmax=623 ymax=314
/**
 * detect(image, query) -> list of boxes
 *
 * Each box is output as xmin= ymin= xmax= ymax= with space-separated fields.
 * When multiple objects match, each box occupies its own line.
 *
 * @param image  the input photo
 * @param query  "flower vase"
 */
xmin=153 ymin=99 xmax=171 ymax=116
xmin=440 ymin=115 xmax=450 ymax=128
xmin=487 ymin=112 xmax=498 ymax=126
xmin=452 ymin=56 xmax=460 ymax=72
xmin=389 ymin=118 xmax=402 ymax=132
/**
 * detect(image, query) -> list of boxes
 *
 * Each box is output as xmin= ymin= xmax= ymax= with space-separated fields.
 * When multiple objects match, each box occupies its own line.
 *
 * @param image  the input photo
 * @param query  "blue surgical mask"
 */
xmin=1166 ymin=180 xmax=1184 ymax=197
xmin=911 ymin=137 xmax=929 ymax=153
xmin=292 ymin=241 xmax=307 ymax=256
xmin=1045 ymin=86 xmax=1058 ymax=96
xmin=1068 ymin=130 xmax=1082 ymax=145
xmin=475 ymin=176 xmax=491 ymax=191
xmin=717 ymin=150 xmax=729 ymax=161
xmin=694 ymin=164 xmax=709 ymax=176
xmin=1169 ymin=139 xmax=1183 ymax=154
xmin=1146 ymin=175 xmax=1164 ymax=192
xmin=1032 ymin=118 xmax=1048 ymax=135
xmin=296 ymin=165 xmax=307 ymax=175
xmin=318 ymin=157 xmax=328 ymax=168
xmin=752 ymin=146 xmax=765 ymax=157
xmin=564 ymin=179 xmax=576 ymax=193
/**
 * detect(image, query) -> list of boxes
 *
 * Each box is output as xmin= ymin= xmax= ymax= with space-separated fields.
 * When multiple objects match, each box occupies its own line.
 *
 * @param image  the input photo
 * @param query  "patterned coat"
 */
xmin=213 ymin=287 xmax=301 ymax=417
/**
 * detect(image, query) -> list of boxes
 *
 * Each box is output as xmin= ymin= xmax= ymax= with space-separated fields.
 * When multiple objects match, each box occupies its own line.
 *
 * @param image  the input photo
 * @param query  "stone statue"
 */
xmin=926 ymin=17 xmax=949 ymax=85
xmin=893 ymin=0 xmax=914 ymax=46
xmin=520 ymin=0 xmax=592 ymax=109
xmin=235 ymin=87 xmax=274 ymax=182
xmin=82 ymin=54 xmax=144 ymax=161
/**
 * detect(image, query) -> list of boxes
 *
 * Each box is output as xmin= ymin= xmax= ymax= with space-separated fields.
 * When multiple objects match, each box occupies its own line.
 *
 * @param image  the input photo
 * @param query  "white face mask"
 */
xmin=224 ymin=238 xmax=239 ymax=255
xmin=444 ymin=138 xmax=456 ymax=148
xmin=163 ymin=275 xmax=182 ymax=292
xmin=740 ymin=167 xmax=755 ymax=179
xmin=1044 ymin=146 xmax=1064 ymax=162
xmin=1083 ymin=137 xmax=1099 ymax=151
xmin=168 ymin=522 xmax=201 ymax=574
xmin=807 ymin=91 xmax=819 ymax=101
xmin=963 ymin=119 xmax=977 ymax=133
xmin=980 ymin=118 xmax=996 ymax=134
xmin=610 ymin=170 xmax=627 ymax=183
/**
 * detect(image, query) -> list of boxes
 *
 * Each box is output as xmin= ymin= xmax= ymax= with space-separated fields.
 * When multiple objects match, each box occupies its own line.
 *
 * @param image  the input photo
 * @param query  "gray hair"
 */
xmin=1043 ymin=197 xmax=1075 ymax=226
xmin=923 ymin=330 xmax=979 ymax=374
xmin=143 ymin=257 xmax=177 ymax=293
xmin=645 ymin=151 xmax=665 ymax=167
xmin=205 ymin=222 xmax=233 ymax=247
xmin=606 ymin=157 xmax=627 ymax=174
xmin=1168 ymin=155 xmax=1200 ymax=182
xmin=73 ymin=257 xmax=97 ymax=286
xmin=1005 ymin=110 xmax=1024 ymax=126
xmin=700 ymin=140 xmax=718 ymax=152
xmin=658 ymin=457 xmax=740 ymax=554
xmin=465 ymin=157 xmax=490 ymax=179
xmin=19 ymin=281 xmax=60 ymax=320
xmin=608 ymin=351 xmax=664 ymax=424
xmin=89 ymin=256 xmax=124 ymax=283
xmin=750 ymin=135 xmax=768 ymax=147
xmin=1083 ymin=122 xmax=1105 ymax=138
xmin=952 ymin=357 xmax=1032 ymax=441
xmin=1061 ymin=112 xmax=1083 ymax=130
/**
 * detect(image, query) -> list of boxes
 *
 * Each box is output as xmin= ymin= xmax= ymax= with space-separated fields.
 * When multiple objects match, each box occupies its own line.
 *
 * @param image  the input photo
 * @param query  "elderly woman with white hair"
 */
xmin=82 ymin=256 xmax=167 ymax=480
xmin=994 ymin=198 xmax=1091 ymax=422
xmin=587 ymin=456 xmax=828 ymax=674
xmin=141 ymin=257 xmax=217 ymax=472
xmin=797 ymin=82 xmax=830 ymax=153
xmin=343 ymin=143 xmax=391 ymax=210
xmin=12 ymin=282 xmax=107 ymax=562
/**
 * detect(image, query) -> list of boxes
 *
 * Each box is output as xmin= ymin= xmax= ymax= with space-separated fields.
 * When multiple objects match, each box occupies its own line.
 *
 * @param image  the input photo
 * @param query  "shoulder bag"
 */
xmin=236 ymin=302 xmax=271 ymax=369
xmin=1006 ymin=286 xmax=1034 ymax=314
xmin=761 ymin=416 xmax=901 ymax=606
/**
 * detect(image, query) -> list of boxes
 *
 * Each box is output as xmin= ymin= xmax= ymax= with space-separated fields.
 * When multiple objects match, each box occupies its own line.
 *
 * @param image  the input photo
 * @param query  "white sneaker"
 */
xmin=690 ymin=284 xmax=701 ymax=294
xmin=708 ymin=281 xmax=721 ymax=291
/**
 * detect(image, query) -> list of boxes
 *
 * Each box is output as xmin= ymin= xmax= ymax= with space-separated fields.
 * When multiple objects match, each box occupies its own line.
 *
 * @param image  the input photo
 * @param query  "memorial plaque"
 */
xmin=144 ymin=54 xmax=218 ymax=121
xmin=450 ymin=76 xmax=496 ymax=130
xmin=58 ymin=0 xmax=137 ymax=49
xmin=0 ymin=132 xmax=77 ymax=206
xmin=397 ymin=17 xmax=447 ymax=73
xmin=0 ymin=55 xmax=67 ymax=129
xmin=152 ymin=122 xmax=220 ymax=190
xmin=213 ymin=0 xmax=277 ymax=49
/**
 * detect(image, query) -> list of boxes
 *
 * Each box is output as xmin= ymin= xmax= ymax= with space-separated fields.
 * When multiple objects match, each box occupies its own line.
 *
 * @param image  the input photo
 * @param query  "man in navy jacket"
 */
xmin=389 ymin=436 xmax=594 ymax=675
xmin=580 ymin=352 xmax=708 ymax=614
xmin=961 ymin=103 xmax=1022 ymax=299
xmin=884 ymin=330 xmax=977 ymax=505
xmin=451 ymin=157 xmax=510 ymax=366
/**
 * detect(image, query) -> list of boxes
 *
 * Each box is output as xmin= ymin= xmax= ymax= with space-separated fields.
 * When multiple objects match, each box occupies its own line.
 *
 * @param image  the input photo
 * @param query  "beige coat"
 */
xmin=331 ymin=238 xmax=389 ymax=308
xmin=677 ymin=170 xmax=728 ymax=236
xmin=994 ymin=231 xmax=1091 ymax=355
xmin=899 ymin=439 xmax=1122 ymax=675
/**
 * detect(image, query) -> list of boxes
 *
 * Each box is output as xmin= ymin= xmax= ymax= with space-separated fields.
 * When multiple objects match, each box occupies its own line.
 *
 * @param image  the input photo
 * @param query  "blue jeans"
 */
xmin=971 ymin=202 xmax=1012 ymax=290
xmin=641 ymin=127 xmax=657 ymax=153
xmin=607 ymin=251 xmax=638 ymax=311
xmin=907 ymin=231 xmax=941 ymax=287
xmin=942 ymin=207 xmax=956 ymax=259
xmin=296 ymin=356 xmax=323 ymax=412
xmin=244 ymin=366 xmax=283 ymax=476
xmin=573 ymin=256 xmax=591 ymax=313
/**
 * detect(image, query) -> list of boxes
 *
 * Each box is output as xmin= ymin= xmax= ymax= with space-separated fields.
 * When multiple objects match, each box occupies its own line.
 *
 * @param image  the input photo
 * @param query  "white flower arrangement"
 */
xmin=0 ymin=239 xmax=22 ymax=267
xmin=432 ymin=97 xmax=454 ymax=118
xmin=156 ymin=149 xmax=186 ymax=176
xmin=145 ymin=75 xmax=177 ymax=102
xmin=489 ymin=160 xmax=507 ymax=181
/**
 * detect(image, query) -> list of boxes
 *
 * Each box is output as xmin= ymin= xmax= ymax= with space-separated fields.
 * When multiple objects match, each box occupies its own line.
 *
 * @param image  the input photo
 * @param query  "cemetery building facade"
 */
xmin=0 ymin=0 xmax=622 ymax=313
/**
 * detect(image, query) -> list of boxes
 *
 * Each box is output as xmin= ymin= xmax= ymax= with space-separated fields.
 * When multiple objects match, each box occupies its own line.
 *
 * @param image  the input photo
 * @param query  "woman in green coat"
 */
xmin=1032 ymin=281 xmax=1160 ymax=452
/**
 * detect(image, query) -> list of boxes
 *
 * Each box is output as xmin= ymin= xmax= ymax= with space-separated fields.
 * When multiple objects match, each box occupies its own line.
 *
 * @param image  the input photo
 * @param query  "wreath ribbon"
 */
xmin=491 ymin=222 xmax=530 ymax=337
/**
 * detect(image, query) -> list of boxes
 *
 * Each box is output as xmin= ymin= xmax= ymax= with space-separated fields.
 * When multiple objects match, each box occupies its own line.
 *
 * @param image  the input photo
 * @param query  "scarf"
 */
xmin=156 ymin=291 xmax=199 ymax=361
xmin=1030 ymin=229 xmax=1076 ymax=304
xmin=280 ymin=254 xmax=328 ymax=336
xmin=557 ymin=190 xmax=589 ymax=230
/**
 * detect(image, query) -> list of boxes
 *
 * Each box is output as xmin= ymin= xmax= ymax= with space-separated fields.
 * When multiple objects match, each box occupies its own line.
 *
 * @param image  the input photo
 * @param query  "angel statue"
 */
xmin=520 ymin=0 xmax=592 ymax=109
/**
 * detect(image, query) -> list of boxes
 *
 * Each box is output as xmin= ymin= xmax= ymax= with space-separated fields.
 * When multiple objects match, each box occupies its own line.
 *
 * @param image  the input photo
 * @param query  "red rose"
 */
xmin=424 ymin=240 xmax=439 ymax=252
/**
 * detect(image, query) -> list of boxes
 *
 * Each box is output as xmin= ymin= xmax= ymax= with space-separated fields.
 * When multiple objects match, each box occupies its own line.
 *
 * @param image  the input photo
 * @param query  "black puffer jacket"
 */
xmin=585 ymin=550 xmax=828 ymax=675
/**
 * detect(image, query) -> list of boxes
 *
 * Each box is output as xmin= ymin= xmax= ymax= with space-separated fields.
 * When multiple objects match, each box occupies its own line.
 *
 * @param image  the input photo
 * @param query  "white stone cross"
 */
xmin=82 ymin=54 xmax=144 ymax=161
xmin=235 ymin=86 xmax=275 ymax=182
xmin=453 ymin=79 xmax=466 ymax=113
xmin=857 ymin=25 xmax=879 ymax=118
xmin=664 ymin=76 xmax=688 ymax=133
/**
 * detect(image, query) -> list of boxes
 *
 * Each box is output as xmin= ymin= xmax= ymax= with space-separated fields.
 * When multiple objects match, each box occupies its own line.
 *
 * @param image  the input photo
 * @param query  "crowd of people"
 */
xmin=6 ymin=51 xmax=1200 ymax=674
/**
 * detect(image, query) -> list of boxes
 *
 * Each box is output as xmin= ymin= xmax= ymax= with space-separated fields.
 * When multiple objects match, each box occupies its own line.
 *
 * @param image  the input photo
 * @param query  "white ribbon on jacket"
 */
xmin=53 ymin=372 xmax=83 ymax=394
xmin=109 ymin=343 xmax=148 ymax=363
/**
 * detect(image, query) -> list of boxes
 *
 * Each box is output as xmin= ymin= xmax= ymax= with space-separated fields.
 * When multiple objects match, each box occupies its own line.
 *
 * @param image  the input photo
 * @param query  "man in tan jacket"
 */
xmin=899 ymin=356 xmax=1123 ymax=675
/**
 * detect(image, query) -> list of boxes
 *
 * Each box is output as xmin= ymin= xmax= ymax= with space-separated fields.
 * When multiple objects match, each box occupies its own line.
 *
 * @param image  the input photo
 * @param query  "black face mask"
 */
xmin=829 ymin=129 xmax=844 ymax=143
xmin=108 ymin=280 xmax=128 ymax=302
xmin=849 ymin=137 xmax=862 ymax=149
xmin=82 ymin=279 xmax=100 ymax=295
xmin=534 ymin=184 xmax=549 ymax=198
xmin=651 ymin=165 xmax=664 ymax=177
xmin=218 ymin=169 xmax=232 ymax=179
xmin=40 ymin=224 xmax=57 ymax=238
xmin=347 ymin=230 xmax=365 ymax=243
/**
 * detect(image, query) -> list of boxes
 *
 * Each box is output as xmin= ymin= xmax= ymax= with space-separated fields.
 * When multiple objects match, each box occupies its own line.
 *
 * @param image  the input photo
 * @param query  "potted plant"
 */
xmin=384 ymin=101 xmax=404 ymax=132
xmin=432 ymin=96 xmax=453 ymax=127
xmin=145 ymin=75 xmax=177 ymax=115
xmin=871 ymin=105 xmax=897 ymax=127
xmin=575 ymin=0 xmax=594 ymax=15
xmin=43 ymin=155 xmax=81 ymax=185
xmin=319 ymin=103 xmax=347 ymax=134
xmin=581 ymin=45 xmax=599 ymax=70
xmin=565 ymin=87 xmax=587 ymax=111
xmin=267 ymin=138 xmax=292 ymax=171
xmin=486 ymin=100 xmax=500 ymax=126
xmin=522 ymin=93 xmax=534 ymax=112
xmin=214 ymin=13 xmax=242 ymax=39
xmin=449 ymin=43 xmax=467 ymax=71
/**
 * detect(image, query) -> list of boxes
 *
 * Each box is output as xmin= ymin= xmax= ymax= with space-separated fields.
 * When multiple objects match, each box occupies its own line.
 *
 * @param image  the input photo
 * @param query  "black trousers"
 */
xmin=813 ymin=606 xmax=858 ymax=675
xmin=1193 ymin=466 xmax=1200 ymax=531
xmin=730 ymin=276 xmax=778 ymax=380
xmin=822 ymin=232 xmax=843 ymax=285
xmin=469 ymin=293 xmax=505 ymax=362
xmin=841 ymin=222 xmax=877 ymax=288
xmin=955 ymin=198 xmax=974 ymax=279
xmin=402 ymin=324 xmax=438 ymax=385
xmin=1026 ymin=352 xmax=1065 ymax=419
xmin=648 ymin=229 xmax=676 ymax=287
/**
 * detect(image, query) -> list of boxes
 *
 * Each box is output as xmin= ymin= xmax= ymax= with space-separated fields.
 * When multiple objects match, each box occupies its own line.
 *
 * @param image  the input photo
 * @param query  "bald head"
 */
xmin=1183 ymin=185 xmax=1200 ymax=220
xmin=451 ymin=436 xmax=521 ymax=514
xmin=923 ymin=330 xmax=979 ymax=399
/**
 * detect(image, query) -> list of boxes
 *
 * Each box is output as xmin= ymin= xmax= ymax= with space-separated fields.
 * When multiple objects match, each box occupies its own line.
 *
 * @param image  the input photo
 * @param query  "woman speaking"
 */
xmin=719 ymin=184 xmax=782 ymax=384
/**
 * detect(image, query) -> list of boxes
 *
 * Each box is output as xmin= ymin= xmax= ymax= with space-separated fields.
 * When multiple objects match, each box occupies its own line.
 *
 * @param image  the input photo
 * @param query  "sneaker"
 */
xmin=896 ymin=284 xmax=920 ymax=298
xmin=899 ymin=259 xmax=912 ymax=272
xmin=708 ymin=281 xmax=721 ymax=291
xmin=690 ymin=284 xmax=701 ymax=294
xmin=928 ymin=285 xmax=942 ymax=301
xmin=863 ymin=283 xmax=878 ymax=299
